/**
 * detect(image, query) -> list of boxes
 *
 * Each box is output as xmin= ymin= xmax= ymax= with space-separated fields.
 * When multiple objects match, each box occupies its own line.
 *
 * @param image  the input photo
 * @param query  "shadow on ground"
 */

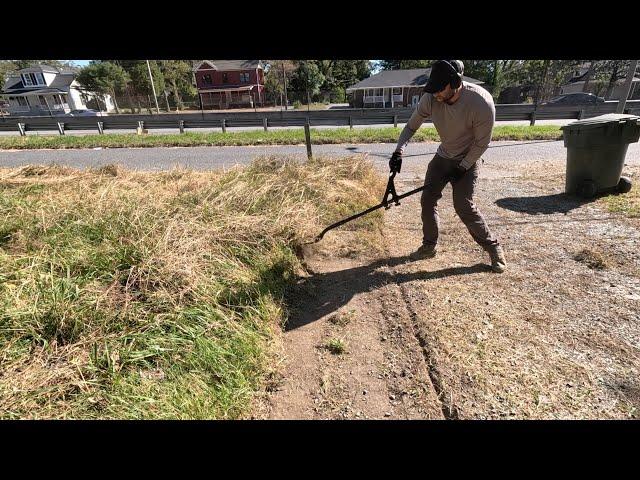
xmin=495 ymin=193 xmax=591 ymax=215
xmin=283 ymin=254 xmax=490 ymax=331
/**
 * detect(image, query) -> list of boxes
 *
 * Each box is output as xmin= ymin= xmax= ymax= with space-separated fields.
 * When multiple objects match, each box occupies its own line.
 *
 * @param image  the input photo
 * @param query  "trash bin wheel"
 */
xmin=577 ymin=180 xmax=598 ymax=198
xmin=617 ymin=176 xmax=632 ymax=194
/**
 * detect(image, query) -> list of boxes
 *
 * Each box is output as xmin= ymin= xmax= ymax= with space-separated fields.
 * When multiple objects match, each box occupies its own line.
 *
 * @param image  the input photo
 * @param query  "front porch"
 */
xmin=361 ymin=87 xmax=404 ymax=108
xmin=1 ymin=91 xmax=71 ymax=116
xmin=198 ymin=85 xmax=263 ymax=110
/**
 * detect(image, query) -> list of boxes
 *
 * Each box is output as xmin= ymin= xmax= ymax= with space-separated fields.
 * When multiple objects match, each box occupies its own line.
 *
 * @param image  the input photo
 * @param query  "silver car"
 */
xmin=68 ymin=109 xmax=103 ymax=117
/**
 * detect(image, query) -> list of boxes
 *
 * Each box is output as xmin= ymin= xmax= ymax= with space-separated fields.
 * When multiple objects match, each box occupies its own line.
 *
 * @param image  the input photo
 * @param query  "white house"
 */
xmin=346 ymin=69 xmax=484 ymax=108
xmin=0 ymin=64 xmax=116 ymax=116
xmin=559 ymin=63 xmax=640 ymax=100
xmin=559 ymin=77 xmax=640 ymax=100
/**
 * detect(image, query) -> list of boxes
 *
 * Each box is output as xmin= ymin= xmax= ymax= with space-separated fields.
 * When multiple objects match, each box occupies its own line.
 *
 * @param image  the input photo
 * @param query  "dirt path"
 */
xmin=259 ymin=151 xmax=640 ymax=420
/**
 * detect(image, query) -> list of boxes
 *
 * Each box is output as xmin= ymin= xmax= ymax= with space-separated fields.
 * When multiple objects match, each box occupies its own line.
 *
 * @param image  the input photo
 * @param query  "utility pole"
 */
xmin=146 ymin=60 xmax=160 ymax=114
xmin=616 ymin=60 xmax=638 ymax=114
xmin=282 ymin=62 xmax=289 ymax=111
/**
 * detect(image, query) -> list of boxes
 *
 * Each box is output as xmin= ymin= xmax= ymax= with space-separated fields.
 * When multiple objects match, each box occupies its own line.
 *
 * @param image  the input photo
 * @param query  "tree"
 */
xmin=599 ymin=60 xmax=632 ymax=99
xmin=0 ymin=61 xmax=16 ymax=90
xmin=264 ymin=60 xmax=296 ymax=106
xmin=131 ymin=61 xmax=165 ymax=112
xmin=459 ymin=60 xmax=494 ymax=84
xmin=283 ymin=60 xmax=373 ymax=104
xmin=494 ymin=60 xmax=581 ymax=103
xmin=326 ymin=60 xmax=371 ymax=101
xmin=160 ymin=60 xmax=197 ymax=111
xmin=76 ymin=61 xmax=129 ymax=113
xmin=581 ymin=60 xmax=597 ymax=93
xmin=112 ymin=60 xmax=166 ymax=113
xmin=8 ymin=60 xmax=77 ymax=71
xmin=289 ymin=61 xmax=325 ymax=104
xmin=490 ymin=60 xmax=529 ymax=99
xmin=376 ymin=60 xmax=433 ymax=70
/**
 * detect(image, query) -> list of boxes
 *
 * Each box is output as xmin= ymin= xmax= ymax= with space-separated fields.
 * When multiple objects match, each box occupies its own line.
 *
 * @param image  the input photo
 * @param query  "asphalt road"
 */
xmin=1 ymin=141 xmax=639 ymax=172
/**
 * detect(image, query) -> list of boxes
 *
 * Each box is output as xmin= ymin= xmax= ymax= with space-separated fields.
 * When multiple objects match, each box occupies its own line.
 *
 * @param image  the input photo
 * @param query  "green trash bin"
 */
xmin=561 ymin=113 xmax=640 ymax=198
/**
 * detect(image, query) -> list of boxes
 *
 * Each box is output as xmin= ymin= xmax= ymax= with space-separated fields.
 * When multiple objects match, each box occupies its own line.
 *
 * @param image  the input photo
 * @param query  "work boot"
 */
xmin=409 ymin=244 xmax=437 ymax=260
xmin=487 ymin=245 xmax=507 ymax=273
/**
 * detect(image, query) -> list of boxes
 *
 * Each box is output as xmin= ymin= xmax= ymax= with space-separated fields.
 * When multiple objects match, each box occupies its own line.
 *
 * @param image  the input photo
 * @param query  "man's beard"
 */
xmin=444 ymin=90 xmax=457 ymax=104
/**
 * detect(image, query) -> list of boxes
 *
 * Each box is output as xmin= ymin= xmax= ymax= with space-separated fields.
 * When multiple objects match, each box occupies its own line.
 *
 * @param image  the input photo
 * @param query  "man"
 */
xmin=389 ymin=60 xmax=506 ymax=273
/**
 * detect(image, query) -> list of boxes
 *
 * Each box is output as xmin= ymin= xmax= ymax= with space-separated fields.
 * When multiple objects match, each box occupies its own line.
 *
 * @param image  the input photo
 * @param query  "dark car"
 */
xmin=544 ymin=93 xmax=605 ymax=105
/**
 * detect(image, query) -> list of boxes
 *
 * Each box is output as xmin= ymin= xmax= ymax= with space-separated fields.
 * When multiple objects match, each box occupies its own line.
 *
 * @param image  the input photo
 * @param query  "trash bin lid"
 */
xmin=562 ymin=113 xmax=640 ymax=131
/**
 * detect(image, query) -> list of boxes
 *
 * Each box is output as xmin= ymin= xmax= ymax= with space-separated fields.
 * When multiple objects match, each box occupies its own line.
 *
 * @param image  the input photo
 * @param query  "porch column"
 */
xmin=383 ymin=88 xmax=386 ymax=108
xmin=42 ymin=95 xmax=53 ymax=116
xmin=391 ymin=88 xmax=394 ymax=108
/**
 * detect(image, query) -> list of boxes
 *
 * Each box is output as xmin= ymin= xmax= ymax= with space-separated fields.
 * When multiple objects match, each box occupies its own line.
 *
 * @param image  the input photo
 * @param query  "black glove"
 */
xmin=389 ymin=151 xmax=402 ymax=173
xmin=449 ymin=163 xmax=467 ymax=183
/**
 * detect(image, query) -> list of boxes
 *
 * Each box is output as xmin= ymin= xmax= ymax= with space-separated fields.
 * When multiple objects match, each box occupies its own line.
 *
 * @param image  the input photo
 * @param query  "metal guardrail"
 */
xmin=1 ymin=101 xmax=639 ymax=135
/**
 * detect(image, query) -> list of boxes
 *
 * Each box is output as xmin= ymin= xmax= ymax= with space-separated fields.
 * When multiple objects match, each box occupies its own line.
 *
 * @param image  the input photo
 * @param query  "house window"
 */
xmin=240 ymin=72 xmax=250 ymax=83
xmin=39 ymin=95 xmax=48 ymax=106
xmin=203 ymin=74 xmax=212 ymax=85
xmin=62 ymin=94 xmax=68 ymax=103
xmin=21 ymin=73 xmax=45 ymax=86
xmin=392 ymin=87 xmax=402 ymax=95
xmin=17 ymin=97 xmax=28 ymax=106
xmin=223 ymin=73 xmax=229 ymax=84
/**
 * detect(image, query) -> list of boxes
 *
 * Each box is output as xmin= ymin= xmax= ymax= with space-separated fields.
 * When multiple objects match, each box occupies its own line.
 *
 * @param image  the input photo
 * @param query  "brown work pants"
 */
xmin=420 ymin=154 xmax=499 ymax=250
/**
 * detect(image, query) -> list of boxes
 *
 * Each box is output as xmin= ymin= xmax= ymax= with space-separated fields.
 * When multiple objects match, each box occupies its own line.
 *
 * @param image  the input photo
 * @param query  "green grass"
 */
xmin=0 ymin=126 xmax=563 ymax=150
xmin=293 ymin=103 xmax=329 ymax=110
xmin=325 ymin=338 xmax=346 ymax=355
xmin=0 ymin=155 xmax=384 ymax=419
xmin=600 ymin=183 xmax=640 ymax=217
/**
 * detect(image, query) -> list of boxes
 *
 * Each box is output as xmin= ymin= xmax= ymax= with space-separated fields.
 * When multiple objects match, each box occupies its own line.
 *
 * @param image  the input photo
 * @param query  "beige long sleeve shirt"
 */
xmin=395 ymin=81 xmax=496 ymax=169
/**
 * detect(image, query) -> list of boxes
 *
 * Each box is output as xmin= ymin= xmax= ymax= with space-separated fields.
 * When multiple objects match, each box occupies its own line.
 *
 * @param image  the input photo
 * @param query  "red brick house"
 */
xmin=193 ymin=60 xmax=265 ymax=109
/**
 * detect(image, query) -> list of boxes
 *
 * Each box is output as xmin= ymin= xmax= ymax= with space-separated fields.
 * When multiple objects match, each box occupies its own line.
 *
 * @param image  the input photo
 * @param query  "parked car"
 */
xmin=543 ymin=93 xmax=605 ymax=105
xmin=67 ymin=109 xmax=103 ymax=117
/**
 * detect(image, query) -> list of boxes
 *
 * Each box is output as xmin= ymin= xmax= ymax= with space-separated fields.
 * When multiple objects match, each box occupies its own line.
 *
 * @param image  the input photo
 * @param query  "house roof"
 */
xmin=49 ymin=74 xmax=75 ymax=89
xmin=19 ymin=64 xmax=61 ymax=74
xmin=194 ymin=60 xmax=263 ymax=71
xmin=567 ymin=70 xmax=591 ymax=83
xmin=346 ymin=68 xmax=484 ymax=92
xmin=3 ymin=77 xmax=23 ymax=91
xmin=1 ymin=73 xmax=75 ymax=95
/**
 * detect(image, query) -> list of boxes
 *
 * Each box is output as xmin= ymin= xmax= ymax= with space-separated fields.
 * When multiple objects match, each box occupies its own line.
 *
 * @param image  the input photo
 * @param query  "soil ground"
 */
xmin=256 ymin=148 xmax=640 ymax=420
